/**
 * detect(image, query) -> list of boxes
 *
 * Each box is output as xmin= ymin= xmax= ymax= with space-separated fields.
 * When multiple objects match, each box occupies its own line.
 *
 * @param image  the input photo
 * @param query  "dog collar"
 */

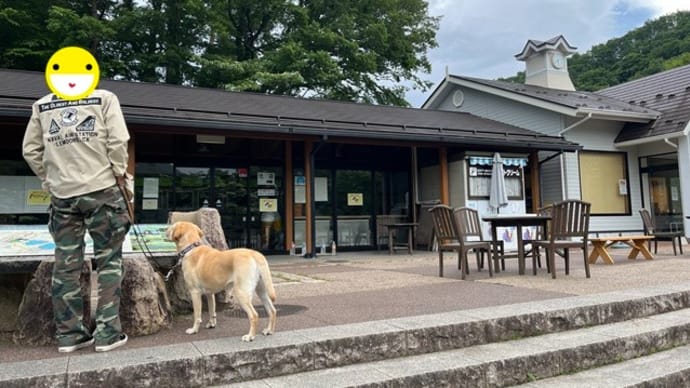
xmin=178 ymin=241 xmax=202 ymax=258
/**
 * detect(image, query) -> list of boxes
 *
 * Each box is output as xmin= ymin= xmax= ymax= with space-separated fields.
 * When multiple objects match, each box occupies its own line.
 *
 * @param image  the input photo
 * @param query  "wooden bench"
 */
xmin=588 ymin=235 xmax=654 ymax=264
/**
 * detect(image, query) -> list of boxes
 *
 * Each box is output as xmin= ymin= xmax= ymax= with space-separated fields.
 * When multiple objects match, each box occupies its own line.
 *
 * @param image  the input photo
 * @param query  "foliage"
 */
xmin=499 ymin=11 xmax=690 ymax=90
xmin=0 ymin=0 xmax=439 ymax=106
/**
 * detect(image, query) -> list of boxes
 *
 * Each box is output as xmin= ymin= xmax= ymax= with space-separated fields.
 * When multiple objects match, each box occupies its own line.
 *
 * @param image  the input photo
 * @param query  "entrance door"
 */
xmin=174 ymin=165 xmax=284 ymax=252
xmin=643 ymin=154 xmax=683 ymax=232
xmin=215 ymin=167 xmax=252 ymax=248
xmin=335 ymin=170 xmax=373 ymax=248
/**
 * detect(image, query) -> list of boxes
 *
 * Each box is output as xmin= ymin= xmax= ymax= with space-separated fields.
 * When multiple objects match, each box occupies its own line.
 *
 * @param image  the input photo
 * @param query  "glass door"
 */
xmin=214 ymin=168 xmax=250 ymax=248
xmin=335 ymin=170 xmax=373 ymax=248
xmin=644 ymin=154 xmax=682 ymax=232
xmin=174 ymin=167 xmax=210 ymax=211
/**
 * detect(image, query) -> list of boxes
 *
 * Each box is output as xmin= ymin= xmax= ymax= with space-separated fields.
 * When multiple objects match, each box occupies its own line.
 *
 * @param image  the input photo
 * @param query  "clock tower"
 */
xmin=514 ymin=35 xmax=576 ymax=91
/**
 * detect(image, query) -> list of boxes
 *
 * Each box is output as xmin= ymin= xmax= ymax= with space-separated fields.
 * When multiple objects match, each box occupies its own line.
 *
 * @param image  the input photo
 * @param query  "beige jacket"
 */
xmin=22 ymin=89 xmax=130 ymax=199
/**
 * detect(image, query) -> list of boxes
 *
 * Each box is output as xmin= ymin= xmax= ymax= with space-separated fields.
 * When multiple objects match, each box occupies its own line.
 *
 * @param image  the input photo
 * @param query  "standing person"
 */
xmin=22 ymin=47 xmax=131 ymax=353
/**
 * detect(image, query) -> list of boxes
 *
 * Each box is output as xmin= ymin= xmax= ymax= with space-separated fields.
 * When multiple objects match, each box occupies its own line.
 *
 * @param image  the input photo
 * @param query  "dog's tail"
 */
xmin=257 ymin=255 xmax=277 ymax=302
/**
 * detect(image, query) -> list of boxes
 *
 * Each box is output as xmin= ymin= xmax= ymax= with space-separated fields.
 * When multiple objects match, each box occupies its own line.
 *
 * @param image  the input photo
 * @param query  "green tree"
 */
xmin=197 ymin=0 xmax=439 ymax=106
xmin=497 ymin=11 xmax=690 ymax=91
xmin=102 ymin=0 xmax=207 ymax=84
xmin=0 ymin=1 xmax=54 ymax=70
xmin=569 ymin=11 xmax=690 ymax=90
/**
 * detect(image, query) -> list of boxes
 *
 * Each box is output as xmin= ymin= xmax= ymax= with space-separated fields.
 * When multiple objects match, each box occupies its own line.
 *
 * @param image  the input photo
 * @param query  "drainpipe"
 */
xmin=558 ymin=112 xmax=592 ymax=136
xmin=306 ymin=134 xmax=327 ymax=258
xmin=664 ymin=138 xmax=678 ymax=149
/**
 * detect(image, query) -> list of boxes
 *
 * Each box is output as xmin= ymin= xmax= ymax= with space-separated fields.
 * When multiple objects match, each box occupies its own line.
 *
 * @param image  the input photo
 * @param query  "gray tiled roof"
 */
xmin=514 ymin=35 xmax=577 ymax=60
xmin=449 ymin=75 xmax=659 ymax=117
xmin=0 ymin=69 xmax=579 ymax=151
xmin=597 ymin=64 xmax=690 ymax=143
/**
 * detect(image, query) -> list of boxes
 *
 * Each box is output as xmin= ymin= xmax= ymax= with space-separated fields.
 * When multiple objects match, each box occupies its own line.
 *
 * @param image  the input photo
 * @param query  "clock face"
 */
xmin=551 ymin=53 xmax=564 ymax=69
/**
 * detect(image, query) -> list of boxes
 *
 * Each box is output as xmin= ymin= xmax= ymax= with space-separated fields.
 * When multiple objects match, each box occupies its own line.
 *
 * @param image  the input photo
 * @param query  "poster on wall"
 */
xmin=315 ymin=177 xmax=328 ymax=202
xmin=347 ymin=193 xmax=363 ymax=206
xmin=0 ymin=176 xmax=48 ymax=214
xmin=258 ymin=172 xmax=275 ymax=186
xmin=143 ymin=177 xmax=159 ymax=198
xmin=142 ymin=198 xmax=158 ymax=210
xmin=26 ymin=190 xmax=50 ymax=206
xmin=259 ymin=198 xmax=278 ymax=212
xmin=294 ymin=186 xmax=306 ymax=204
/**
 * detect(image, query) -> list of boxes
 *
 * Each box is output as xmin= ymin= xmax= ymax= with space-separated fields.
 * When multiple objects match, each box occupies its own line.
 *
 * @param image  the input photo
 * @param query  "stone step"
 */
xmin=1 ymin=283 xmax=689 ymax=388
xmin=217 ymin=308 xmax=690 ymax=387
xmin=517 ymin=344 xmax=690 ymax=387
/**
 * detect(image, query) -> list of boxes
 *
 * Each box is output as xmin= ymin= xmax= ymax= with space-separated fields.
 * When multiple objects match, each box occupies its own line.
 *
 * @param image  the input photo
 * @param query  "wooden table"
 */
xmin=588 ymin=235 xmax=654 ymax=264
xmin=482 ymin=214 xmax=551 ymax=275
xmin=384 ymin=222 xmax=418 ymax=255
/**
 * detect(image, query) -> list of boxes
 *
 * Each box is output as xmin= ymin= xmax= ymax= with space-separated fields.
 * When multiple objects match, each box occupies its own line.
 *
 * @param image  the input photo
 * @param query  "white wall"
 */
xmin=677 ymin=135 xmax=690 ymax=239
xmin=437 ymin=86 xmax=562 ymax=134
xmin=564 ymin=121 xmax=645 ymax=233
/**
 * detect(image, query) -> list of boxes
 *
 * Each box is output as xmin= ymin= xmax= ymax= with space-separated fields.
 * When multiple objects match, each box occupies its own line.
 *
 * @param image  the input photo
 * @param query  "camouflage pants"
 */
xmin=49 ymin=185 xmax=131 ymax=346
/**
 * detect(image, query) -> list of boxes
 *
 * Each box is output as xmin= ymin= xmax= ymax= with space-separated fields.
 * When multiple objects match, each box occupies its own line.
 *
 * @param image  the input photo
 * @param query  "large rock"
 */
xmin=166 ymin=208 xmax=237 ymax=314
xmin=13 ymin=261 xmax=93 ymax=346
xmin=13 ymin=257 xmax=172 ymax=346
xmin=120 ymin=257 xmax=172 ymax=336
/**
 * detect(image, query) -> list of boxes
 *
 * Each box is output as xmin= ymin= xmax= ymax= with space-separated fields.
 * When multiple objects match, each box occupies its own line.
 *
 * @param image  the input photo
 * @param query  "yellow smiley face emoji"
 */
xmin=45 ymin=47 xmax=100 ymax=100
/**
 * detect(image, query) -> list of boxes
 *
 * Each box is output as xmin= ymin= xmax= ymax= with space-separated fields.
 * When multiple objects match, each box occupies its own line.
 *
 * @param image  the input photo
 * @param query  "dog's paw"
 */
xmin=262 ymin=329 xmax=273 ymax=336
xmin=205 ymin=321 xmax=216 ymax=329
xmin=185 ymin=328 xmax=199 ymax=335
xmin=241 ymin=334 xmax=255 ymax=342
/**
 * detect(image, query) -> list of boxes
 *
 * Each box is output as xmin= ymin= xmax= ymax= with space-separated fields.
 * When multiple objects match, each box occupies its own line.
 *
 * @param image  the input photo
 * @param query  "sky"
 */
xmin=405 ymin=0 xmax=690 ymax=107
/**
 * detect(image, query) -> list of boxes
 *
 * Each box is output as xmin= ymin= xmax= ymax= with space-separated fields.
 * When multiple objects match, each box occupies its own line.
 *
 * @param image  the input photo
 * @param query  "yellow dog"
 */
xmin=166 ymin=221 xmax=277 ymax=341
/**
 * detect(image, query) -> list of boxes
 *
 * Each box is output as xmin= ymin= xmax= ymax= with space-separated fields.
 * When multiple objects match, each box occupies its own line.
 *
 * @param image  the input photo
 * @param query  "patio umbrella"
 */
xmin=489 ymin=152 xmax=509 ymax=213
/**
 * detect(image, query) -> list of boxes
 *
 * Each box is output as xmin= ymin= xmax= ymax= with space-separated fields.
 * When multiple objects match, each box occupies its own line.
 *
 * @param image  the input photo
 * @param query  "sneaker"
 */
xmin=95 ymin=334 xmax=128 ymax=352
xmin=58 ymin=337 xmax=95 ymax=353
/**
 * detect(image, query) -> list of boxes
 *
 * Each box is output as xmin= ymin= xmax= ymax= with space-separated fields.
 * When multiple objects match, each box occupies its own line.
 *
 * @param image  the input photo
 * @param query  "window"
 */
xmin=467 ymin=164 xmax=524 ymax=200
xmin=579 ymin=151 xmax=630 ymax=215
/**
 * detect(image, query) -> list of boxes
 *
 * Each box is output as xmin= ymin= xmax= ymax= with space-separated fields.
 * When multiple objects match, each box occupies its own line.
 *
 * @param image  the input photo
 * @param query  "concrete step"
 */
xmin=218 ymin=308 xmax=690 ymax=387
xmin=517 ymin=344 xmax=690 ymax=387
xmin=1 ymin=282 xmax=689 ymax=388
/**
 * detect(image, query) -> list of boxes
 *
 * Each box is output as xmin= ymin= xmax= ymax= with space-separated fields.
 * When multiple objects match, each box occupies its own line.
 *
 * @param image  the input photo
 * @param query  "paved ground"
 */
xmin=1 ymin=241 xmax=688 ymax=364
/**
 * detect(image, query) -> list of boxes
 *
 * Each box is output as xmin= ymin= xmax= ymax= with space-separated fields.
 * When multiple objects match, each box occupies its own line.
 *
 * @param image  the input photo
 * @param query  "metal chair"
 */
xmin=639 ymin=208 xmax=684 ymax=255
xmin=530 ymin=200 xmax=591 ymax=279
xmin=429 ymin=204 xmax=493 ymax=279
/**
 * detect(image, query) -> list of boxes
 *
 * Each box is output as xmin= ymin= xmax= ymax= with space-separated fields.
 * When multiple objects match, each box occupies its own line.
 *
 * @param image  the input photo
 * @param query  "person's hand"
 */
xmin=115 ymin=175 xmax=126 ymax=187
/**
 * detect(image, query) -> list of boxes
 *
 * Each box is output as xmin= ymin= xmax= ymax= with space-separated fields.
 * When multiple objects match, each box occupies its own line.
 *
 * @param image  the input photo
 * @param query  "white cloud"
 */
xmin=406 ymin=0 xmax=690 ymax=106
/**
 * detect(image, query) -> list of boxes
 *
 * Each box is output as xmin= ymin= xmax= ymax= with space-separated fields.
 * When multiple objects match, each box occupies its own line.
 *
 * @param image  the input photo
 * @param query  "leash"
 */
xmin=114 ymin=176 xmax=157 ymax=264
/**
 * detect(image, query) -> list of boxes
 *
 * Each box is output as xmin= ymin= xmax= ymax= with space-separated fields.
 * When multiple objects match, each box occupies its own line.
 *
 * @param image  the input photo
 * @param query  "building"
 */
xmin=0 ymin=68 xmax=577 ymax=257
xmin=423 ymin=36 xmax=689 ymax=239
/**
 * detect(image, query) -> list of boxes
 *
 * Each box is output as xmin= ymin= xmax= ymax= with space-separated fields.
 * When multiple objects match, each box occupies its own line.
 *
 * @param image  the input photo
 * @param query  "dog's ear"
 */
xmin=167 ymin=222 xmax=182 ymax=242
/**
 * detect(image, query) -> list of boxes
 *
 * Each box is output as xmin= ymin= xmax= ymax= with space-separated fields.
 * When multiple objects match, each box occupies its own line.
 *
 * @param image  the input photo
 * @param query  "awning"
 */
xmin=469 ymin=156 xmax=528 ymax=167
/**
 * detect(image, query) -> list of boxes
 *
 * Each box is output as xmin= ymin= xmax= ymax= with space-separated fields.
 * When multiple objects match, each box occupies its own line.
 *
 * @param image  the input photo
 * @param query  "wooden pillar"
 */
xmin=529 ymin=151 xmax=541 ymax=211
xmin=304 ymin=140 xmax=313 ymax=254
xmin=439 ymin=147 xmax=449 ymax=205
xmin=284 ymin=141 xmax=294 ymax=251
